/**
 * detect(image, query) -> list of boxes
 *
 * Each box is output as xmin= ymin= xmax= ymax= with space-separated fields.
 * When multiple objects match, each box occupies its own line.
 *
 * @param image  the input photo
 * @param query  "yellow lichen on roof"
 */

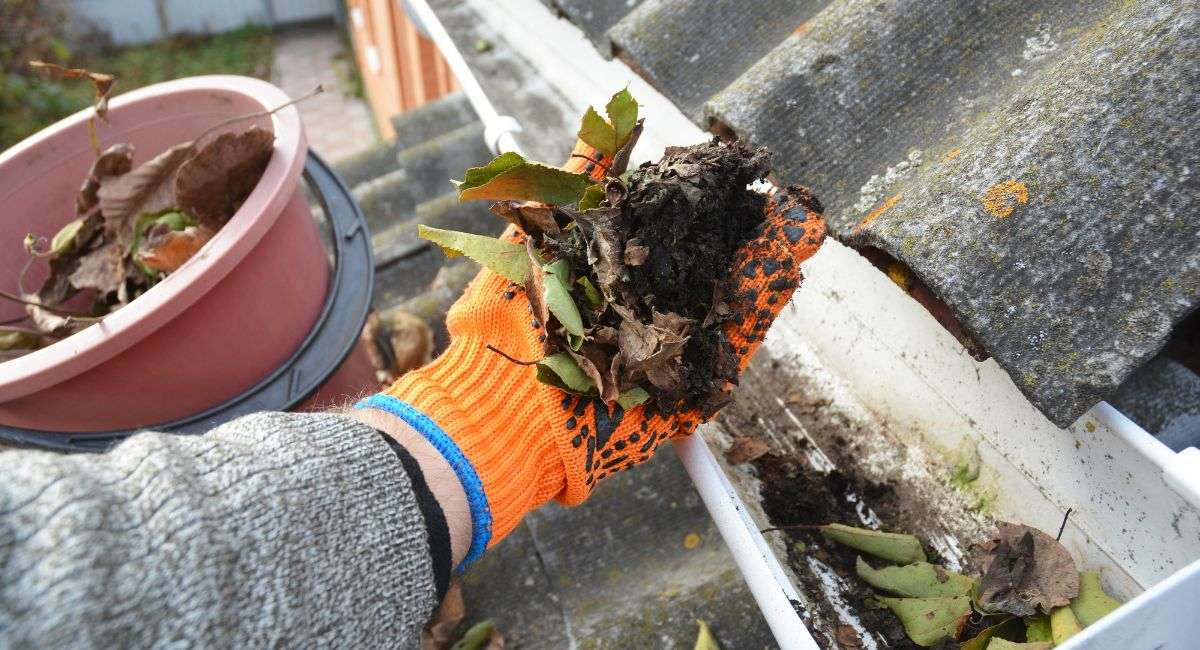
xmin=854 ymin=193 xmax=901 ymax=233
xmin=981 ymin=180 xmax=1029 ymax=218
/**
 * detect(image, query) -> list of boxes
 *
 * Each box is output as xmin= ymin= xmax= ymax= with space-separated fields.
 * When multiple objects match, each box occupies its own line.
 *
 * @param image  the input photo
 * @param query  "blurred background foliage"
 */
xmin=1 ymin=0 xmax=274 ymax=152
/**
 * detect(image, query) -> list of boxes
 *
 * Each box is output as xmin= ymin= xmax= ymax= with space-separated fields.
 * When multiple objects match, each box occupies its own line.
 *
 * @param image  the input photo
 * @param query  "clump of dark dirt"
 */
xmin=621 ymin=139 xmax=771 ymax=320
xmin=552 ymin=138 xmax=772 ymax=415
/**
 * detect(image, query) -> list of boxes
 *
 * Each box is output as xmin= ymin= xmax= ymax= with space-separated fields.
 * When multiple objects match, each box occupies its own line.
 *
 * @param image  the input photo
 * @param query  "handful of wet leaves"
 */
xmin=421 ymin=89 xmax=773 ymax=414
xmin=815 ymin=521 xmax=1123 ymax=648
xmin=1 ymin=64 xmax=301 ymax=362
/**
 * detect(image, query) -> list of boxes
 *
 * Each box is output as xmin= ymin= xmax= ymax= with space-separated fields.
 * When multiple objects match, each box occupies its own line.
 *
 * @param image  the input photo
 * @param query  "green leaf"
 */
xmin=693 ymin=620 xmax=720 ymax=650
xmin=822 ymin=524 xmax=927 ymax=564
xmin=50 ymin=218 xmax=85 ymax=256
xmin=576 ymin=276 xmax=604 ymax=309
xmin=1050 ymin=605 xmax=1083 ymax=645
xmin=606 ymin=88 xmax=638 ymax=150
xmin=578 ymin=183 xmax=605 ymax=211
xmin=959 ymin=618 xmax=1021 ymax=650
xmin=960 ymin=619 xmax=1018 ymax=650
xmin=1070 ymin=571 xmax=1121 ymax=626
xmin=986 ymin=640 xmax=1052 ymax=650
xmin=456 ymin=151 xmax=591 ymax=205
xmin=542 ymin=259 xmax=584 ymax=338
xmin=855 ymin=557 xmax=974 ymax=598
xmin=877 ymin=596 xmax=971 ymax=646
xmin=1024 ymin=616 xmax=1052 ymax=642
xmin=617 ymin=386 xmax=651 ymax=409
xmin=450 ymin=620 xmax=495 ymax=650
xmin=577 ymin=106 xmax=618 ymax=157
xmin=418 ymin=225 xmax=531 ymax=283
xmin=535 ymin=352 xmax=597 ymax=395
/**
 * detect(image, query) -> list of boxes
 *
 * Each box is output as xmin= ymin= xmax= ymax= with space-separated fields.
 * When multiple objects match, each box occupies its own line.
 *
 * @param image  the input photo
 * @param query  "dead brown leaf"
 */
xmin=136 ymin=225 xmax=213 ymax=273
xmin=98 ymin=142 xmax=195 ymax=250
xmin=725 ymin=436 xmax=770 ymax=465
xmin=613 ymin=304 xmax=690 ymax=392
xmin=623 ymin=238 xmax=649 ymax=266
xmin=69 ymin=240 xmax=125 ymax=295
xmin=420 ymin=579 xmax=465 ymax=650
xmin=572 ymin=206 xmax=632 ymax=305
xmin=175 ymin=126 xmax=274 ymax=229
xmin=77 ymin=143 xmax=133 ymax=215
xmin=976 ymin=522 xmax=1079 ymax=617
xmin=388 ymin=310 xmax=434 ymax=376
xmin=490 ymin=201 xmax=560 ymax=237
xmin=835 ymin=624 xmax=863 ymax=649
xmin=28 ymin=61 xmax=115 ymax=120
xmin=524 ymin=240 xmax=551 ymax=350
xmin=569 ymin=344 xmax=620 ymax=404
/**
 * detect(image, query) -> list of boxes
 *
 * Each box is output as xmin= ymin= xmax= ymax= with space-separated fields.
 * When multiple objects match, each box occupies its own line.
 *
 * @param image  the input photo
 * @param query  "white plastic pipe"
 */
xmin=1091 ymin=401 xmax=1200 ymax=508
xmin=675 ymin=432 xmax=820 ymax=649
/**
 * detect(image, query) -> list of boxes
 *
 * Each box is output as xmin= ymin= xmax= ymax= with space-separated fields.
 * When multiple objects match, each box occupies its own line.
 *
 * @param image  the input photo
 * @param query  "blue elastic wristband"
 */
xmin=356 ymin=393 xmax=492 ymax=571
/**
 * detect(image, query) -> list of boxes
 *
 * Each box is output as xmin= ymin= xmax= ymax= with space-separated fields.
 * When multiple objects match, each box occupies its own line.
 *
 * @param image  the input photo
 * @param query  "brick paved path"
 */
xmin=273 ymin=26 xmax=378 ymax=163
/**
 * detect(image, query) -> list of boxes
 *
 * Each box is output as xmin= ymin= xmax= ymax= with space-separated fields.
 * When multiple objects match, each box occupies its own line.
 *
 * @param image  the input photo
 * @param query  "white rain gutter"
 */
xmin=401 ymin=0 xmax=819 ymax=646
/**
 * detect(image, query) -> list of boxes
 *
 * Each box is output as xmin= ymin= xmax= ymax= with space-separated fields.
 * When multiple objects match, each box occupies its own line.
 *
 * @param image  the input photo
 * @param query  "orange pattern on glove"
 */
xmin=379 ymin=142 xmax=826 ymax=547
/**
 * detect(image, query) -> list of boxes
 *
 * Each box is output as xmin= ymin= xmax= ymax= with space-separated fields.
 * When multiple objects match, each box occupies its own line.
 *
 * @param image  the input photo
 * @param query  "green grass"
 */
xmin=1 ymin=25 xmax=274 ymax=151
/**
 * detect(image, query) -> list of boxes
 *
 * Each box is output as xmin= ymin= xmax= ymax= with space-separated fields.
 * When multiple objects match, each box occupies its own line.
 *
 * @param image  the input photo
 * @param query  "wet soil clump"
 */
xmin=565 ymin=138 xmax=772 ymax=414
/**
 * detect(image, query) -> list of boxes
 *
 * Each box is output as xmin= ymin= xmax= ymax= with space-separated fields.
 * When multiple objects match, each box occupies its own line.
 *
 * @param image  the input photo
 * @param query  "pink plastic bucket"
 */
xmin=0 ymin=76 xmax=368 ymax=433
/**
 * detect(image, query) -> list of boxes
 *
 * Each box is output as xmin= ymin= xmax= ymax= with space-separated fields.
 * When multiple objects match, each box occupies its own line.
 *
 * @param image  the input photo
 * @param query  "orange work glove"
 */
xmin=357 ymin=141 xmax=826 ymax=568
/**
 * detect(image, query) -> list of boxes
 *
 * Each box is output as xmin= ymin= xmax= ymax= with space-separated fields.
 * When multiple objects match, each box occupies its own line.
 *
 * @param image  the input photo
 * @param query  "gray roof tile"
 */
xmin=609 ymin=0 xmax=822 ymax=121
xmin=550 ymin=0 xmax=1200 ymax=426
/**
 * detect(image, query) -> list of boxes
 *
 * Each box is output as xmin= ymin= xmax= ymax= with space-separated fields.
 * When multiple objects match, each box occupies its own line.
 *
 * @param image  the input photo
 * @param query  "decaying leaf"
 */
xmin=876 ymin=596 xmax=971 ymax=646
xmin=613 ymin=304 xmax=691 ymax=393
xmin=821 ymin=524 xmax=927 ymax=565
xmin=69 ymin=240 xmax=125 ymax=295
xmin=724 ymin=436 xmax=770 ymax=465
xmin=623 ymin=238 xmax=649 ymax=266
xmin=28 ymin=60 xmax=115 ymax=121
xmin=1070 ymin=571 xmax=1121 ymax=626
xmin=568 ymin=345 xmax=618 ymax=403
xmin=1024 ymin=615 xmax=1052 ymax=642
xmin=449 ymin=620 xmax=500 ymax=650
xmin=976 ymin=522 xmax=1079 ymax=617
xmin=136 ymin=225 xmax=213 ymax=273
xmin=1049 ymin=605 xmax=1082 ymax=644
xmin=419 ymin=225 xmax=531 ymax=284
xmin=693 ymin=620 xmax=720 ymax=650
xmin=175 ymin=126 xmax=275 ymax=229
xmin=855 ymin=557 xmax=975 ymax=598
xmin=958 ymin=617 xmax=1021 ymax=650
xmin=77 ymin=143 xmax=134 ymax=215
xmin=455 ymin=151 xmax=590 ymax=205
xmin=420 ymin=579 xmax=465 ymax=650
xmin=986 ymin=640 xmax=1052 ymax=649
xmin=97 ymin=142 xmax=195 ymax=249
xmin=489 ymin=201 xmax=561 ymax=237
xmin=535 ymin=352 xmax=597 ymax=395
xmin=572 ymin=206 xmax=631 ymax=304
xmin=578 ymin=184 xmax=605 ymax=211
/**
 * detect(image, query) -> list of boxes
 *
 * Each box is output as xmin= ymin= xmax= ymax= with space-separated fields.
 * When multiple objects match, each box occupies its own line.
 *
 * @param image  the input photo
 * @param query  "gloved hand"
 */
xmin=358 ymin=140 xmax=826 ymax=567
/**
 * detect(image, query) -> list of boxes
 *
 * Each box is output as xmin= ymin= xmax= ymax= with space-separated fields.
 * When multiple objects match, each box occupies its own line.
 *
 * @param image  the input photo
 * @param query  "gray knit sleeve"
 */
xmin=0 ymin=412 xmax=437 ymax=649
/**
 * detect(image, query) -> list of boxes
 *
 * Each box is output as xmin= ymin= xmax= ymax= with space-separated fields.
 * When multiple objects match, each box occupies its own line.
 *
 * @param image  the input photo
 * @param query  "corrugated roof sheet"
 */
xmin=546 ymin=0 xmax=1200 ymax=426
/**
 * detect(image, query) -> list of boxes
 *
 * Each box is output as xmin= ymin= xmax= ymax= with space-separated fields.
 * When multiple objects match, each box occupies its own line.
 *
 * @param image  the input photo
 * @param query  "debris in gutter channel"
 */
xmin=773 ymin=520 xmax=1126 ymax=648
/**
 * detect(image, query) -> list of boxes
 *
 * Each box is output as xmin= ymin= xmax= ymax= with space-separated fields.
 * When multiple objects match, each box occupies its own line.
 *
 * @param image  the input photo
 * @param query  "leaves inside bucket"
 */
xmin=2 ymin=67 xmax=322 ymax=361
